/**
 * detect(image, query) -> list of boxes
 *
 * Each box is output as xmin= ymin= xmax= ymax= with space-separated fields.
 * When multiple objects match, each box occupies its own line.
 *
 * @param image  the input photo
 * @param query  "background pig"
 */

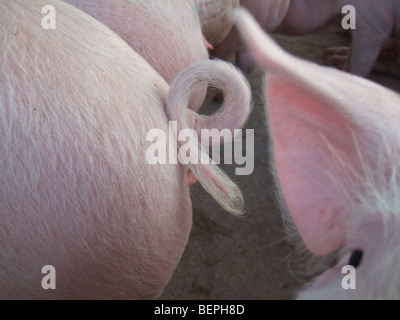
xmin=212 ymin=0 xmax=290 ymax=73
xmin=0 ymin=0 xmax=250 ymax=299
xmin=214 ymin=0 xmax=400 ymax=77
xmin=62 ymin=0 xmax=239 ymax=111
xmin=235 ymin=8 xmax=400 ymax=299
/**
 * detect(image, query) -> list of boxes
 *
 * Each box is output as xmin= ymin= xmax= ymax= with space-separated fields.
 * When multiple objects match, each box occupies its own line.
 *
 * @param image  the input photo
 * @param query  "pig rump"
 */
xmin=0 ymin=0 xmax=191 ymax=300
xmin=0 ymin=0 xmax=250 ymax=299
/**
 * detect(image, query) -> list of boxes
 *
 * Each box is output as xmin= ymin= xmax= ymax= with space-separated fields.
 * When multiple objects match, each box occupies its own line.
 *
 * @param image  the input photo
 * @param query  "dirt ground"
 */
xmin=159 ymin=33 xmax=400 ymax=300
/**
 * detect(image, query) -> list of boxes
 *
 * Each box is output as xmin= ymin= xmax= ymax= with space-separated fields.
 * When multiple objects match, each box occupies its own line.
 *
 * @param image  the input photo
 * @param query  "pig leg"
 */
xmin=346 ymin=31 xmax=390 ymax=77
xmin=324 ymin=47 xmax=353 ymax=70
xmin=325 ymin=39 xmax=400 ymax=77
xmin=373 ymin=38 xmax=400 ymax=76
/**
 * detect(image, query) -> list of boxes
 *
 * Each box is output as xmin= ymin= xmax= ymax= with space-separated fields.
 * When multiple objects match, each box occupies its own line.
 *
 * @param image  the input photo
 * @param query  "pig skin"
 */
xmin=0 ymin=0 xmax=251 ymax=299
xmin=235 ymin=8 xmax=400 ymax=299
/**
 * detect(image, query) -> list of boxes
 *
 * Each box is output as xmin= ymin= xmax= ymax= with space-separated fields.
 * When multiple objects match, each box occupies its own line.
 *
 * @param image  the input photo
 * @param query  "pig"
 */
xmin=214 ymin=0 xmax=400 ymax=78
xmin=62 ymin=0 xmax=239 ymax=111
xmin=0 ymin=0 xmax=251 ymax=299
xmin=235 ymin=8 xmax=400 ymax=299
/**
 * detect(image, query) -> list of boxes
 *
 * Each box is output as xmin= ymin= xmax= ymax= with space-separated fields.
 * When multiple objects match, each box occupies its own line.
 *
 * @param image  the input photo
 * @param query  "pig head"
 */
xmin=235 ymin=9 xmax=400 ymax=299
xmin=0 ymin=0 xmax=250 ymax=299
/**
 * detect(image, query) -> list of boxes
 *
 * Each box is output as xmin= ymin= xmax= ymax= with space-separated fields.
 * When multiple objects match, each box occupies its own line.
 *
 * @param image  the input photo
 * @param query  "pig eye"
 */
xmin=348 ymin=250 xmax=363 ymax=269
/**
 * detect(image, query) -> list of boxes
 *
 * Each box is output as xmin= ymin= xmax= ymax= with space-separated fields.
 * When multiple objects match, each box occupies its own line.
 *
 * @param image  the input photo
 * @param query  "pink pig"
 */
xmin=0 ymin=0 xmax=251 ymax=299
xmin=235 ymin=8 xmax=400 ymax=299
xmin=215 ymin=0 xmax=400 ymax=77
xmin=62 ymin=0 xmax=239 ymax=111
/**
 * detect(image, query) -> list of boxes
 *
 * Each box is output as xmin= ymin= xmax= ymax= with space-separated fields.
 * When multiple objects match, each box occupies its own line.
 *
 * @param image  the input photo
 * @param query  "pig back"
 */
xmin=63 ymin=0 xmax=209 ymax=84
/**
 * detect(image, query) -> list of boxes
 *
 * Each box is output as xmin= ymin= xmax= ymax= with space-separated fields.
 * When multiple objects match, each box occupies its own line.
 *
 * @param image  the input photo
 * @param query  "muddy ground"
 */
xmin=159 ymin=33 xmax=400 ymax=300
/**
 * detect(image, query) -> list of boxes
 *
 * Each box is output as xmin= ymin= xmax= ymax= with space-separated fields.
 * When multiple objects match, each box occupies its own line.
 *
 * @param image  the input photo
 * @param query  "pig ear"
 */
xmin=267 ymin=77 xmax=354 ymax=255
xmin=235 ymin=8 xmax=400 ymax=255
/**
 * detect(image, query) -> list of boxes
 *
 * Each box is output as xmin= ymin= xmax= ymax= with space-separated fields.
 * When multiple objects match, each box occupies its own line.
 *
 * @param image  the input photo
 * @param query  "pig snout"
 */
xmin=235 ymin=8 xmax=400 ymax=299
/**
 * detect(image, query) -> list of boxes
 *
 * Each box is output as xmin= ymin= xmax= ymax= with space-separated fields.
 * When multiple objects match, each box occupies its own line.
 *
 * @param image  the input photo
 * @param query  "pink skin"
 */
xmin=0 ymin=0 xmax=250 ymax=299
xmin=61 ymin=0 xmax=239 ymax=184
xmin=236 ymin=9 xmax=400 ymax=299
xmin=325 ymin=38 xmax=400 ymax=77
xmin=212 ymin=0 xmax=290 ymax=74
xmin=215 ymin=0 xmax=400 ymax=77
xmin=62 ymin=0 xmax=215 ymax=112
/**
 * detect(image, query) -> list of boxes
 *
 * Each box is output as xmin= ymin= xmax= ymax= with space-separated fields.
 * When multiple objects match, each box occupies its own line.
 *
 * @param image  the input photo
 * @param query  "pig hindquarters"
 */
xmin=62 ymin=0 xmax=208 ymax=86
xmin=62 ymin=0 xmax=240 ymax=112
xmin=0 ymin=0 xmax=251 ymax=299
xmin=235 ymin=9 xmax=400 ymax=299
xmin=62 ymin=0 xmax=209 ymax=111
